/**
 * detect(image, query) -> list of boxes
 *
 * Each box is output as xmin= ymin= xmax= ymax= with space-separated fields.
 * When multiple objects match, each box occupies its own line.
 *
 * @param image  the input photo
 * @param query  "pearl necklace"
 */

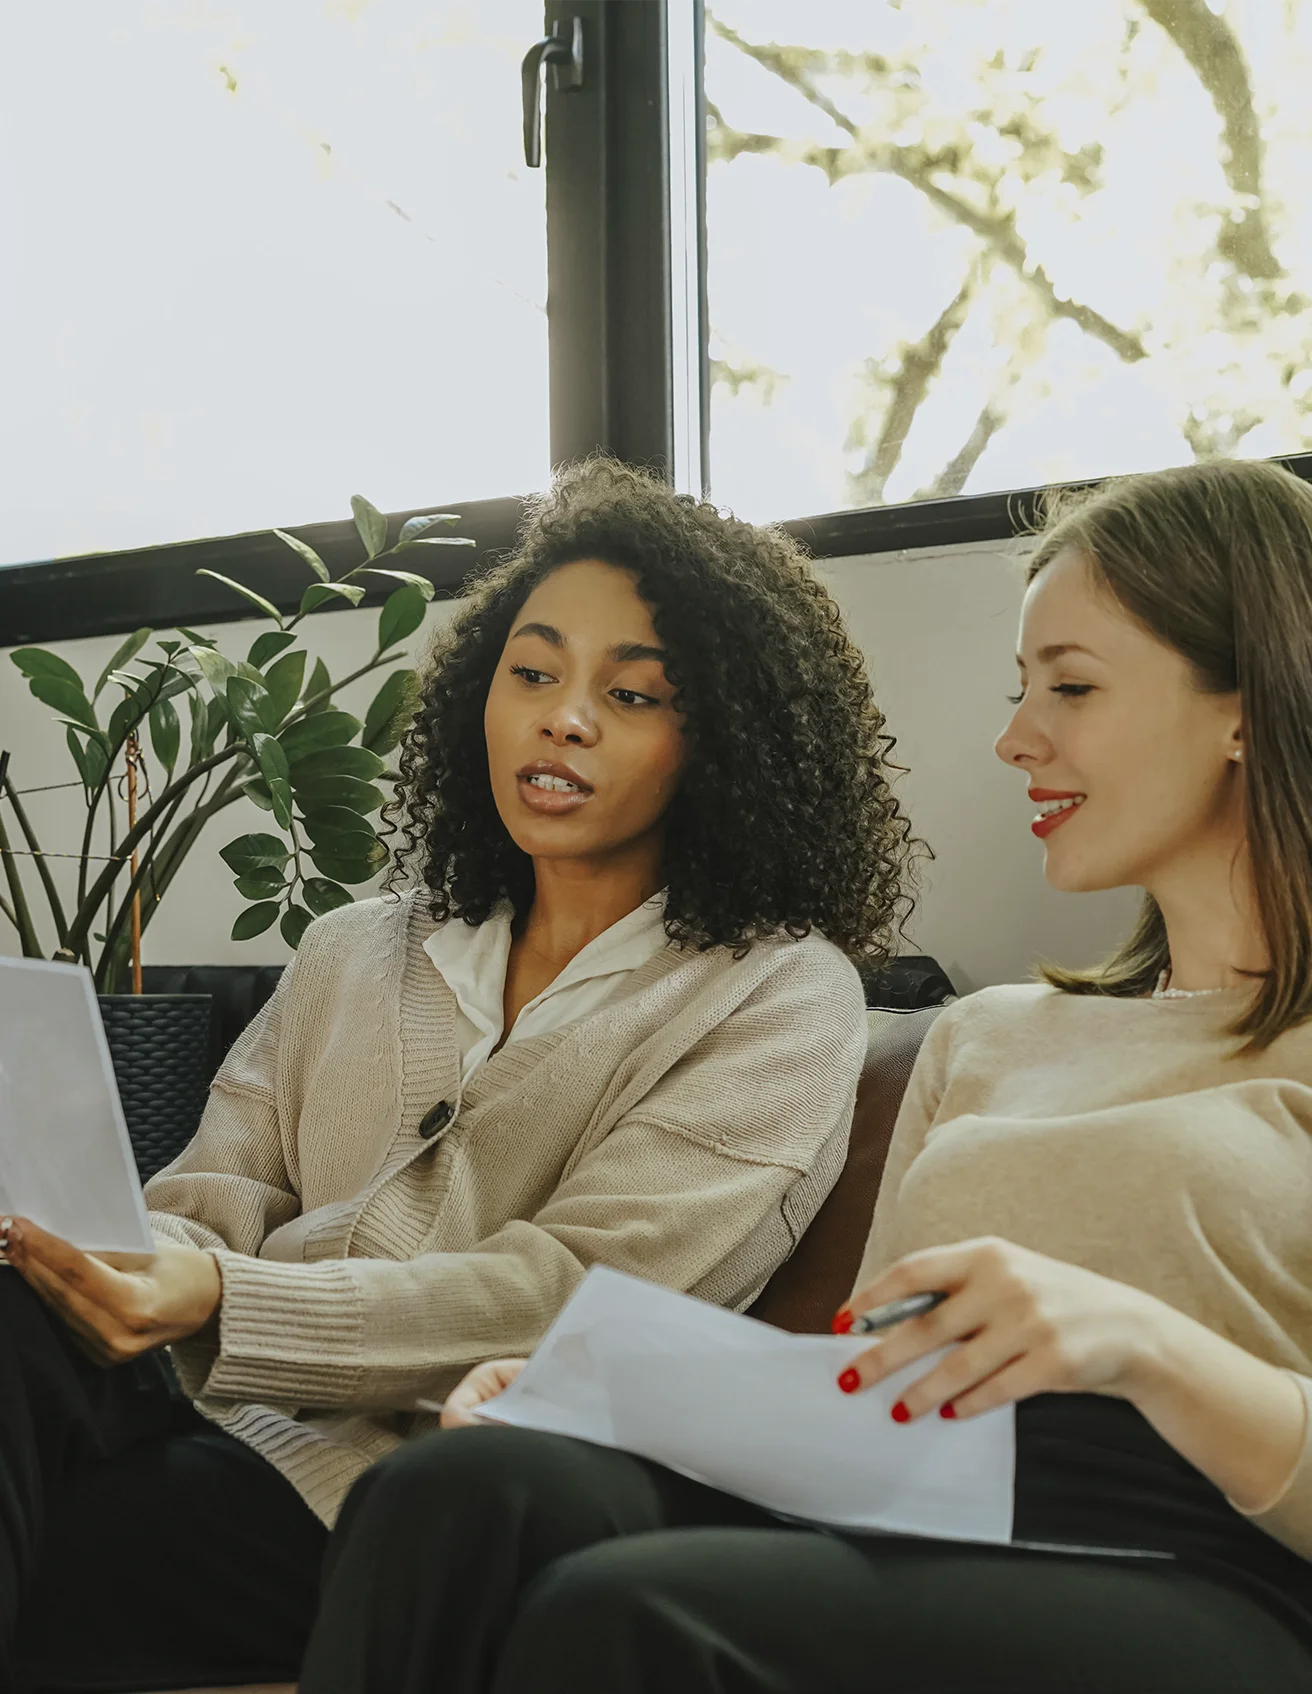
xmin=1151 ymin=969 xmax=1228 ymax=1000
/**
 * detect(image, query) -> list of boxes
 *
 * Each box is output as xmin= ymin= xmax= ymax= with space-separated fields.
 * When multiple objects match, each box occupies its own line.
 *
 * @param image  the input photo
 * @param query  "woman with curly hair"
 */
xmin=0 ymin=460 xmax=913 ymax=1692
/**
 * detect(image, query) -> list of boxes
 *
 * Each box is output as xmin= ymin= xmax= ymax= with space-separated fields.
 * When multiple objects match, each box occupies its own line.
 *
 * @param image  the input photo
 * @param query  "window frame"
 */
xmin=5 ymin=2 xmax=1312 ymax=649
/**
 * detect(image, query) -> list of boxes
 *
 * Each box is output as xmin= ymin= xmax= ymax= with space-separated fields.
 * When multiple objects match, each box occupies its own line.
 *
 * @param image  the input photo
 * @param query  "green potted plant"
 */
xmin=0 ymin=496 xmax=471 ymax=1170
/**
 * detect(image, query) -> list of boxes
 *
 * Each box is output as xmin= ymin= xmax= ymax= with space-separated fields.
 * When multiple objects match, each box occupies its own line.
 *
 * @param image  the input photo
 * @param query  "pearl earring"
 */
xmin=1230 ymin=749 xmax=1244 ymax=763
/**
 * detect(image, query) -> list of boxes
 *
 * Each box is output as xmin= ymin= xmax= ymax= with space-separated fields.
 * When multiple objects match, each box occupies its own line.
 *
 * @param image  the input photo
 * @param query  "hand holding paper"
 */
xmin=474 ymin=1266 xmax=1016 ymax=1544
xmin=3 ymin=1214 xmax=221 ymax=1367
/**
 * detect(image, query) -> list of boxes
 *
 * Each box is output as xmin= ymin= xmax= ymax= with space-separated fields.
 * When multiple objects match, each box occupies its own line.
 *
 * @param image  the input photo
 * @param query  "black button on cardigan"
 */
xmin=419 ymin=1099 xmax=454 ymax=1139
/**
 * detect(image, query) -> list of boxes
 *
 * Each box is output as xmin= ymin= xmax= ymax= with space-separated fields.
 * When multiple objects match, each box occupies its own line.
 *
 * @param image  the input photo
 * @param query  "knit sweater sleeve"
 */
xmin=849 ymin=999 xmax=957 ymax=1294
xmin=144 ymin=960 xmax=301 ymax=1256
xmin=189 ymin=942 xmax=868 ymax=1412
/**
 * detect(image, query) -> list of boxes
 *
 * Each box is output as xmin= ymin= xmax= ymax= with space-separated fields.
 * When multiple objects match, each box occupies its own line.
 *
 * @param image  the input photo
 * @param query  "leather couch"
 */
xmin=149 ymin=1002 xmax=945 ymax=1694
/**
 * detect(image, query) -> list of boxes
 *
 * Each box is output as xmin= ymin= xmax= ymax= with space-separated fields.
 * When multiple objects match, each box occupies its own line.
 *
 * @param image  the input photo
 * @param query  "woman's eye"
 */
xmin=1052 ymin=684 xmax=1093 ymax=698
xmin=509 ymin=663 xmax=551 ymax=685
xmin=610 ymin=688 xmax=658 ymax=707
xmin=1006 ymin=692 xmax=1024 ymax=706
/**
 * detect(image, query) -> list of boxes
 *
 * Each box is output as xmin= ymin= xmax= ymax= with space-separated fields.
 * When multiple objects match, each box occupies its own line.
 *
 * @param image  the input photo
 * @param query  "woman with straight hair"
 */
xmin=0 ymin=460 xmax=913 ymax=1693
xmin=299 ymin=456 xmax=1312 ymax=1694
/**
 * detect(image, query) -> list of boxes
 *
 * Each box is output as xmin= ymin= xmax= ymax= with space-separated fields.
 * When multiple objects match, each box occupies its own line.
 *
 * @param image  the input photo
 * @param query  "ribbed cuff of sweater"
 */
xmin=192 ymin=1248 xmax=367 ymax=1408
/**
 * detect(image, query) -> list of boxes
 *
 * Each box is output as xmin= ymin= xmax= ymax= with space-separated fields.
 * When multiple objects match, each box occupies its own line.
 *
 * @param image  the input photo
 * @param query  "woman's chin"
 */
xmin=1041 ymin=847 xmax=1124 ymax=895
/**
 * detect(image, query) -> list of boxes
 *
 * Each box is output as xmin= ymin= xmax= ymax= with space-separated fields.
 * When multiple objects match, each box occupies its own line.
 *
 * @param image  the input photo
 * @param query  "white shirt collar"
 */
xmin=423 ymin=893 xmax=669 ymax=1073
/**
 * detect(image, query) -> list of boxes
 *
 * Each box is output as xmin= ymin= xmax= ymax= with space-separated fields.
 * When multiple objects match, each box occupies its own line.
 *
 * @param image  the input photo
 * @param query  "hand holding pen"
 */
xmin=831 ymin=1238 xmax=1176 ymax=1428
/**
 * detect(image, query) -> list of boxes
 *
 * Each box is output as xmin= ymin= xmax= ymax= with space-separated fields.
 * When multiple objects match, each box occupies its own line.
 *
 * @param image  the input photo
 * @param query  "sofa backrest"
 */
xmin=747 ymin=1003 xmax=946 ymax=1334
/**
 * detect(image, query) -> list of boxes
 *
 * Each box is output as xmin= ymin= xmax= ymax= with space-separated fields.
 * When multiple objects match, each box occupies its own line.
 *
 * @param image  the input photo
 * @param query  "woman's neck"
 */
xmin=1150 ymin=842 xmax=1267 ymax=992
xmin=519 ymin=843 xmax=664 ymax=971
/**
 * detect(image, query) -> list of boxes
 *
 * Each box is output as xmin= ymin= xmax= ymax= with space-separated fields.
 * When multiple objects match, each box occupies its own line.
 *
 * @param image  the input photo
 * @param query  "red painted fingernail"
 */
xmin=837 ymin=1368 xmax=860 ymax=1394
xmin=891 ymin=1400 xmax=911 ymax=1423
xmin=939 ymin=1402 xmax=956 ymax=1420
xmin=831 ymin=1308 xmax=854 ymax=1335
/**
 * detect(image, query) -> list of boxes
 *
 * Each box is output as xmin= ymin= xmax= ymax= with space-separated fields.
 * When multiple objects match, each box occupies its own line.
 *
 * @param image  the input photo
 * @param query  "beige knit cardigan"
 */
xmin=146 ymin=890 xmax=866 ymax=1524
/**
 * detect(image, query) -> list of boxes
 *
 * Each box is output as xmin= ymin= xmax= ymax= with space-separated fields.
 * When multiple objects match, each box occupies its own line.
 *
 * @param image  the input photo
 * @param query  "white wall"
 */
xmin=0 ymin=538 xmax=1136 ymax=989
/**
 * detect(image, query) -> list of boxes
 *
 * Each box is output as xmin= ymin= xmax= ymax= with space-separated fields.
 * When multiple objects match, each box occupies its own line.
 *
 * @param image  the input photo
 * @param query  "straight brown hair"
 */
xmin=1028 ymin=458 xmax=1312 ymax=1051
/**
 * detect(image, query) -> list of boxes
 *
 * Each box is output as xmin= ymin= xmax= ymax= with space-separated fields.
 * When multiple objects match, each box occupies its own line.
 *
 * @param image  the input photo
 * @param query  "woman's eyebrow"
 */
xmin=1034 ymin=641 xmax=1101 ymax=663
xmin=609 ymin=641 xmax=666 ymax=664
xmin=510 ymin=621 xmax=563 ymax=647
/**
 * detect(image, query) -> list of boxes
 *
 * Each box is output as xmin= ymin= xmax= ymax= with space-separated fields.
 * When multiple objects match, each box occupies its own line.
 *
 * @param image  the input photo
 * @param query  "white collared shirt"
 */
xmin=422 ymin=894 xmax=670 ymax=1086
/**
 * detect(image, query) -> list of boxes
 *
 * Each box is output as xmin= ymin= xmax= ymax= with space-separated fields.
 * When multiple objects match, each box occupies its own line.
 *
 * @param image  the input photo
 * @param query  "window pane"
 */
xmin=0 ymin=0 xmax=547 ymax=567
xmin=705 ymin=0 xmax=1312 ymax=520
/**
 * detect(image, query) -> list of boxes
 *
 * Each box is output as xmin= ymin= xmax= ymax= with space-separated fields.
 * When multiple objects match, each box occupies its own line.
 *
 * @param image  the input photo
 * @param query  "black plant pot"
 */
xmin=97 ymin=994 xmax=215 ymax=1182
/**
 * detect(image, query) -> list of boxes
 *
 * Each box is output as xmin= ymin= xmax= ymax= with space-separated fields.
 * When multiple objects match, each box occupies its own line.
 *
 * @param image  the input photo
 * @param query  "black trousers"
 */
xmin=0 ymin=1269 xmax=327 ymax=1694
xmin=298 ymin=1405 xmax=1312 ymax=1694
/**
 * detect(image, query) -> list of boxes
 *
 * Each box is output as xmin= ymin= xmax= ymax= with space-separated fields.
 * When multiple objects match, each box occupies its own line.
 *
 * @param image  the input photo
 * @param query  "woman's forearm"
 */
xmin=1126 ymin=1300 xmax=1308 ymax=1513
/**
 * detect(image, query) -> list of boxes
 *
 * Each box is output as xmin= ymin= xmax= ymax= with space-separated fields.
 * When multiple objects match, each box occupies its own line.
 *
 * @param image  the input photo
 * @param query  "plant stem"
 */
xmin=0 ymin=755 xmax=43 ymax=957
xmin=66 ymin=744 xmax=246 ymax=959
xmin=0 ymin=771 xmax=70 ymax=947
xmin=95 ymin=787 xmax=189 ymax=990
xmin=97 ymin=766 xmax=246 ymax=978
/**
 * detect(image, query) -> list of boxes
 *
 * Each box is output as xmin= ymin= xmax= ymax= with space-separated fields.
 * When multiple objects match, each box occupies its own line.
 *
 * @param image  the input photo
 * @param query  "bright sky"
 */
xmin=2 ymin=0 xmax=1310 ymax=562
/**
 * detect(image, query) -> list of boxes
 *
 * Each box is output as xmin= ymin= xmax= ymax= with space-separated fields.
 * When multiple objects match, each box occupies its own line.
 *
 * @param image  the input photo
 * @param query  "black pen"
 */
xmin=841 ymin=1290 xmax=948 ymax=1336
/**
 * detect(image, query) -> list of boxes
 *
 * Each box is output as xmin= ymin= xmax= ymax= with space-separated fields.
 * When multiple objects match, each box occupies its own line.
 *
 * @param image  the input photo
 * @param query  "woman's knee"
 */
xmin=337 ymin=1425 xmax=638 ymax=1557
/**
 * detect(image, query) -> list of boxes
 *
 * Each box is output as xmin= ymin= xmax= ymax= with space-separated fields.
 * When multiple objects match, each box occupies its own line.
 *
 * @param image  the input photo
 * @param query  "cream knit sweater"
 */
xmin=146 ymin=890 xmax=866 ymax=1524
xmin=854 ymin=983 xmax=1312 ymax=1561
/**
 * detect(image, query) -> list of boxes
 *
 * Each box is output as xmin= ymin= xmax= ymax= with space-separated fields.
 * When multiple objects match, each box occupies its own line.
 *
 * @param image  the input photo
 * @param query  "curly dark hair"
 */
xmin=387 ymin=459 xmax=919 ymax=960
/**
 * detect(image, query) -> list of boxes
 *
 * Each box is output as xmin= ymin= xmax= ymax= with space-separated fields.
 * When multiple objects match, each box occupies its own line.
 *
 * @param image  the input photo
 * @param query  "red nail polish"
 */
xmin=939 ymin=1402 xmax=956 ymax=1420
xmin=831 ymin=1308 xmax=854 ymax=1335
xmin=837 ymin=1368 xmax=860 ymax=1394
xmin=890 ymin=1400 xmax=910 ymax=1423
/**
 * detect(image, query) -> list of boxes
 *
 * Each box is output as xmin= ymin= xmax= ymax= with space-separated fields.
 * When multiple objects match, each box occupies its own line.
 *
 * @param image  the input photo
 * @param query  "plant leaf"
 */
xmin=196 ymin=569 xmax=285 ymax=626
xmin=242 ymin=775 xmax=274 ymax=811
xmin=272 ymin=528 xmax=330 ymax=581
xmin=226 ymin=675 xmax=276 ymax=740
xmin=219 ymin=832 xmax=290 ymax=874
xmin=289 ymin=745 xmax=385 ymax=782
xmin=262 ymin=649 xmax=306 ymax=726
xmin=248 ymin=629 xmax=297 ymax=669
xmin=11 ymin=647 xmax=85 ymax=688
xmin=308 ymin=841 xmax=387 ymax=884
xmin=278 ymin=710 xmax=362 ymax=762
xmin=280 ymin=903 xmax=315 ymax=948
xmin=300 ymin=581 xmax=367 ymax=615
xmin=401 ymin=536 xmax=476 ymax=548
xmin=235 ymin=867 xmax=287 ymax=899
xmin=251 ymin=731 xmax=291 ymax=787
xmin=360 ymin=567 xmax=435 ymax=600
xmin=177 ymin=627 xmax=218 ymax=648
xmin=149 ymin=696 xmax=180 ymax=776
xmin=301 ymin=877 xmax=354 ymax=916
xmin=93 ymin=629 xmax=153 ymax=701
xmin=397 ymin=512 xmax=461 ymax=544
xmin=189 ymin=644 xmax=236 ymax=699
xmin=299 ymin=804 xmax=378 ymax=846
xmin=291 ymin=775 xmax=384 ymax=815
xmin=65 ymin=727 xmax=91 ymax=787
xmin=29 ymin=675 xmax=99 ymax=733
xmin=362 ymin=669 xmax=418 ymax=755
xmin=231 ymin=901 xmax=281 ymax=940
xmin=350 ymin=494 xmax=388 ymax=559
xmin=301 ymin=656 xmax=332 ymax=714
xmin=377 ymin=584 xmax=428 ymax=653
xmin=268 ymin=775 xmax=294 ymax=830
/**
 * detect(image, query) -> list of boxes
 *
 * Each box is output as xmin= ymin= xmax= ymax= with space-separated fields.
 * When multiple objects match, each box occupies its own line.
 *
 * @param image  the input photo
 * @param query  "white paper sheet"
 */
xmin=0 ymin=957 xmax=154 ymax=1252
xmin=478 ymin=1265 xmax=1016 ymax=1544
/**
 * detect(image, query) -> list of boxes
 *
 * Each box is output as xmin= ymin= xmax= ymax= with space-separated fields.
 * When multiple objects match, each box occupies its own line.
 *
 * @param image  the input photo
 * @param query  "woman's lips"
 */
xmin=516 ymin=774 xmax=594 ymax=815
xmin=1031 ymin=799 xmax=1084 ymax=839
